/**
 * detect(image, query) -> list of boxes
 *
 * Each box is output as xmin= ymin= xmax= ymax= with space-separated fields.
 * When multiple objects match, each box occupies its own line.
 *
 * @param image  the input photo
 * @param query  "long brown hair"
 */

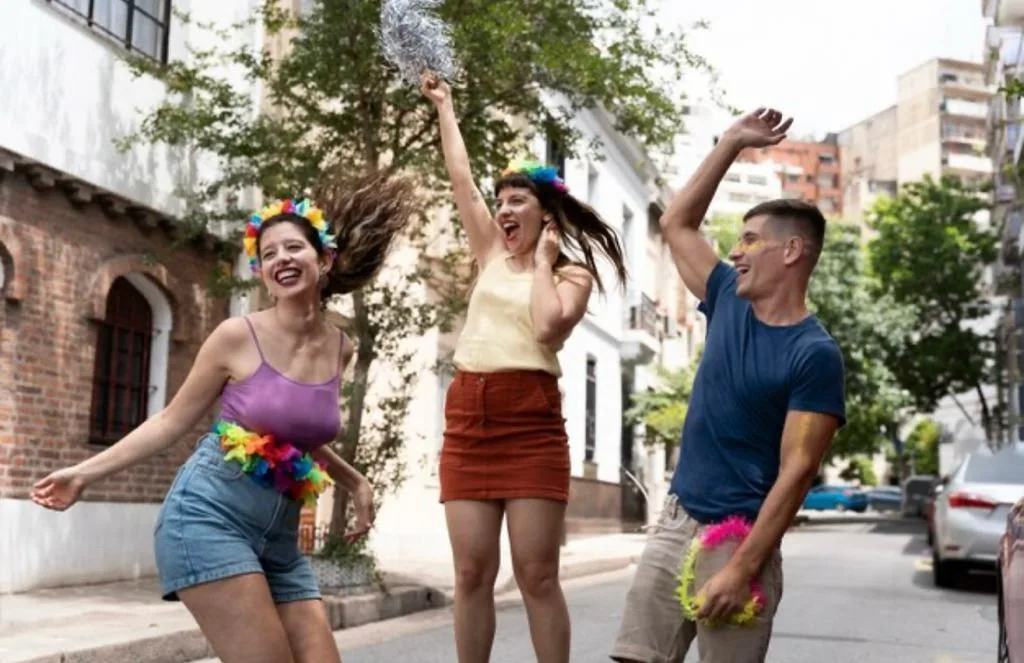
xmin=494 ymin=172 xmax=627 ymax=293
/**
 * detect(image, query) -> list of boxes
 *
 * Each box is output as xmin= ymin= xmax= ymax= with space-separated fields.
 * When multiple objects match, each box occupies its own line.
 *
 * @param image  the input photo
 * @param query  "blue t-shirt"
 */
xmin=670 ymin=261 xmax=846 ymax=524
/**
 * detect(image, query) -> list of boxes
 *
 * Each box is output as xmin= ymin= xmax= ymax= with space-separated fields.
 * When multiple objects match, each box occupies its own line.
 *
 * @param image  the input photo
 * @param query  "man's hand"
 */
xmin=722 ymin=108 xmax=793 ymax=150
xmin=696 ymin=563 xmax=752 ymax=622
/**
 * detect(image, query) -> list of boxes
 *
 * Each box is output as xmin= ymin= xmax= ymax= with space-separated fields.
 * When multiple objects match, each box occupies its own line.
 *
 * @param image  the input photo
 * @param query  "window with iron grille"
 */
xmin=90 ymin=277 xmax=153 ymax=444
xmin=585 ymin=356 xmax=597 ymax=462
xmin=47 ymin=0 xmax=171 ymax=63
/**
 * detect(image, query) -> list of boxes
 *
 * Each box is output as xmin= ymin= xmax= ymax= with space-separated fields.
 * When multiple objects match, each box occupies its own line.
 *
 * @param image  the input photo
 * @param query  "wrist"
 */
xmin=717 ymin=130 xmax=747 ymax=155
xmin=535 ymin=258 xmax=555 ymax=271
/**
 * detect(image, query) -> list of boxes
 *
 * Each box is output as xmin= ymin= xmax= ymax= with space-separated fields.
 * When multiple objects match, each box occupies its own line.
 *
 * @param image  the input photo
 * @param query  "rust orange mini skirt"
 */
xmin=440 ymin=369 xmax=570 ymax=503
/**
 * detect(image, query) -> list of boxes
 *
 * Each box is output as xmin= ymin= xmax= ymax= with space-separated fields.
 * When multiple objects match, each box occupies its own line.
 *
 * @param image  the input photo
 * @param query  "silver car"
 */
xmin=932 ymin=447 xmax=1024 ymax=588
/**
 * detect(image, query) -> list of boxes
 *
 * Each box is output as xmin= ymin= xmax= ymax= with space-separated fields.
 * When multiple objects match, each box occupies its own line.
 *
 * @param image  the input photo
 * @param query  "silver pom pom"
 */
xmin=380 ymin=0 xmax=458 ymax=85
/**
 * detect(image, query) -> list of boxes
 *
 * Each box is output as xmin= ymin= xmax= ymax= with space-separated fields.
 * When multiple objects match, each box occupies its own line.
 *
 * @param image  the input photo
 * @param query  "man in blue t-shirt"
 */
xmin=611 ymin=108 xmax=846 ymax=663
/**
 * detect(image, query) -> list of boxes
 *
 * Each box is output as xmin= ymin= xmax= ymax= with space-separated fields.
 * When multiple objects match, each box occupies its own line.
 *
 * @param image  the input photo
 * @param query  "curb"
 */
xmin=15 ymin=586 xmax=446 ymax=663
xmin=12 ymin=556 xmax=639 ymax=663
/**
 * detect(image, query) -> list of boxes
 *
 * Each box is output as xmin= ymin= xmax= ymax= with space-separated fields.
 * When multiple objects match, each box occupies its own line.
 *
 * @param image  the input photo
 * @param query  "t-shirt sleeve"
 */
xmin=696 ymin=261 xmax=738 ymax=323
xmin=789 ymin=341 xmax=846 ymax=427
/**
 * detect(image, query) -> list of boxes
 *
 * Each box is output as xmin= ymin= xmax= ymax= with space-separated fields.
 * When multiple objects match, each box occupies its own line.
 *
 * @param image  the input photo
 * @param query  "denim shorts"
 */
xmin=153 ymin=433 xmax=321 ymax=603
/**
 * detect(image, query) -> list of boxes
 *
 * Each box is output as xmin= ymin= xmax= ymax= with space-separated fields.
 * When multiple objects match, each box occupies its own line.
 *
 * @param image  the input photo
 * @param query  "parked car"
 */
xmin=901 ymin=474 xmax=937 ymax=518
xmin=997 ymin=496 xmax=1024 ymax=663
xmin=925 ymin=476 xmax=947 ymax=547
xmin=802 ymin=485 xmax=868 ymax=512
xmin=932 ymin=449 xmax=1024 ymax=588
xmin=865 ymin=486 xmax=902 ymax=513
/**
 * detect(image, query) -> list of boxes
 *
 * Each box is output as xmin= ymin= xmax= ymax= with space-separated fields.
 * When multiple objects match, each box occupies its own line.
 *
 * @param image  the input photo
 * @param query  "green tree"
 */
xmin=706 ymin=212 xmax=742 ymax=259
xmin=808 ymin=222 xmax=912 ymax=462
xmin=868 ymin=175 xmax=999 ymax=440
xmin=121 ymin=0 xmax=712 ymax=540
xmin=625 ymin=349 xmax=702 ymax=453
xmin=886 ymin=418 xmax=941 ymax=477
xmin=838 ymin=456 xmax=878 ymax=486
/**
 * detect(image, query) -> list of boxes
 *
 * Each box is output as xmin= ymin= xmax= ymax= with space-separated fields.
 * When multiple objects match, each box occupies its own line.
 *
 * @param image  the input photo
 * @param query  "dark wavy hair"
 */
xmin=494 ymin=172 xmax=627 ymax=293
xmin=256 ymin=169 xmax=417 ymax=304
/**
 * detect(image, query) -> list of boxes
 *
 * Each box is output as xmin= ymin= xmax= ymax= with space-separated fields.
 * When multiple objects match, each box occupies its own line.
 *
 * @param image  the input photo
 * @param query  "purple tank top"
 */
xmin=217 ymin=317 xmax=342 ymax=451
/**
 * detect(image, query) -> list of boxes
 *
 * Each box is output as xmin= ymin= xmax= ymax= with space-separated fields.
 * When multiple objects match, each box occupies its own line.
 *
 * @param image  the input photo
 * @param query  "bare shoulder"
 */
xmin=206 ymin=316 xmax=251 ymax=351
xmin=338 ymin=329 xmax=355 ymax=372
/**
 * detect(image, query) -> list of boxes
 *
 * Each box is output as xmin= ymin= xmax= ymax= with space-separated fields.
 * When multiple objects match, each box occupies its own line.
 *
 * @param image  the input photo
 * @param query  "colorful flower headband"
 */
xmin=242 ymin=198 xmax=337 ymax=274
xmin=676 ymin=516 xmax=766 ymax=627
xmin=502 ymin=159 xmax=569 ymax=194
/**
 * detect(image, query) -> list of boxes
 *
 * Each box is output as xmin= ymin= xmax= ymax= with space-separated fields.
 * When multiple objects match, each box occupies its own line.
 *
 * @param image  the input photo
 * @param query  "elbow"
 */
xmin=533 ymin=323 xmax=564 ymax=346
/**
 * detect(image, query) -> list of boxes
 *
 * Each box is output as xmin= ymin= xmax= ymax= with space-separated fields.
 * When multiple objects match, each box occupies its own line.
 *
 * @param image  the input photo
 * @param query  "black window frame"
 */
xmin=46 ymin=0 xmax=172 ymax=64
xmin=584 ymin=356 xmax=597 ymax=462
xmin=89 ymin=277 xmax=153 ymax=445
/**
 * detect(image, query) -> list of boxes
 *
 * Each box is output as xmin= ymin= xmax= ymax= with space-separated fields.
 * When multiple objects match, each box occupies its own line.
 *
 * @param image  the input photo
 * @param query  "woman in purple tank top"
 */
xmin=30 ymin=170 xmax=417 ymax=663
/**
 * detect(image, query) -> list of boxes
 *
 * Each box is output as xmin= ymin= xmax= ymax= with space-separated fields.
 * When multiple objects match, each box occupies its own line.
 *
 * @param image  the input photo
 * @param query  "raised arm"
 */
xmin=31 ymin=318 xmax=244 ymax=510
xmin=421 ymin=72 xmax=500 ymax=264
xmin=661 ymin=108 xmax=792 ymax=301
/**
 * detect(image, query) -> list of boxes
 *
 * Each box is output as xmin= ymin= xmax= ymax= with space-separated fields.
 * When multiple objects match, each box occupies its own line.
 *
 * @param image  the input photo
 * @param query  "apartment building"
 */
xmin=838 ymin=58 xmax=993 ymax=223
xmin=986 ymin=0 xmax=1024 ymax=457
xmin=0 ymin=0 xmax=259 ymax=593
xmin=837 ymin=106 xmax=899 ymax=222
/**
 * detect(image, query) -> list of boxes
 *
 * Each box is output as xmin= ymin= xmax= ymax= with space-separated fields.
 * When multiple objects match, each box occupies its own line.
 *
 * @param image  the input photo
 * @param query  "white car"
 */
xmin=932 ymin=447 xmax=1024 ymax=588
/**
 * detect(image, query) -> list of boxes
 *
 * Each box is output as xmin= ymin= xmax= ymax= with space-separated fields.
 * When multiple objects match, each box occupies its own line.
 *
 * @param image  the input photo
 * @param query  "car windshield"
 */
xmin=962 ymin=452 xmax=1024 ymax=485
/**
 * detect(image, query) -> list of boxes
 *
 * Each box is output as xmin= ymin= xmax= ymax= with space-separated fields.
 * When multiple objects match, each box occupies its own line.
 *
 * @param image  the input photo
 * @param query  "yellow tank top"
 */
xmin=452 ymin=253 xmax=563 ymax=377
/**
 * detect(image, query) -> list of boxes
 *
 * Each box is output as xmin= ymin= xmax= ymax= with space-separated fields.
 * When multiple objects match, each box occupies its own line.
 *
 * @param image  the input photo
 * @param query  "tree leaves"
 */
xmin=867 ymin=175 xmax=998 ymax=437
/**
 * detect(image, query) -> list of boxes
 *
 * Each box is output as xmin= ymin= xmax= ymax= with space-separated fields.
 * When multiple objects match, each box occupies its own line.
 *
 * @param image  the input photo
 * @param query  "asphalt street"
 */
xmin=331 ymin=517 xmax=998 ymax=662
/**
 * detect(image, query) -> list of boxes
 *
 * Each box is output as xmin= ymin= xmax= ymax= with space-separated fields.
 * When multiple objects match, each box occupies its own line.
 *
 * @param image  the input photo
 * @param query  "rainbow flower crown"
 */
xmin=502 ymin=159 xmax=569 ymax=194
xmin=242 ymin=198 xmax=337 ymax=274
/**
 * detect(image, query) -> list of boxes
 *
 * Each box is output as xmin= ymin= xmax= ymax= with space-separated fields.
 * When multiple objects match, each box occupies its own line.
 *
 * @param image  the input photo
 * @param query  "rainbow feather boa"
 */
xmin=213 ymin=420 xmax=334 ymax=507
xmin=502 ymin=159 xmax=569 ymax=193
xmin=676 ymin=515 xmax=766 ymax=627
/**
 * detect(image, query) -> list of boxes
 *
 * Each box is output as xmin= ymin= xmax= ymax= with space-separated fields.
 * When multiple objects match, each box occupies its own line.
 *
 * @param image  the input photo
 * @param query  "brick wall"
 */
xmin=0 ymin=170 xmax=229 ymax=502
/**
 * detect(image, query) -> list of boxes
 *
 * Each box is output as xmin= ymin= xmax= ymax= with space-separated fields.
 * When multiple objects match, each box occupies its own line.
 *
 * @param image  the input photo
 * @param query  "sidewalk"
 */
xmin=0 ymin=532 xmax=646 ymax=663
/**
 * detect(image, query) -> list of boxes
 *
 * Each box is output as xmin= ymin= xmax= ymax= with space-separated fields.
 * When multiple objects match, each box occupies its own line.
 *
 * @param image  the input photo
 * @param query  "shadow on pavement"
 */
xmin=911 ymin=563 xmax=998 ymax=597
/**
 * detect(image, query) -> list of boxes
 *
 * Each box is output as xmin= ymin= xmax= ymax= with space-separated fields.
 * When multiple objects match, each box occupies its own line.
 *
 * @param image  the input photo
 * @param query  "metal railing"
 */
xmin=628 ymin=292 xmax=659 ymax=338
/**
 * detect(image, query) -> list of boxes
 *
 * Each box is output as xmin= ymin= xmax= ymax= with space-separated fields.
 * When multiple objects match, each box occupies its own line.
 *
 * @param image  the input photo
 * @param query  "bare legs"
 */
xmin=445 ymin=497 xmax=569 ymax=663
xmin=445 ymin=500 xmax=505 ymax=662
xmin=177 ymin=574 xmax=340 ymax=663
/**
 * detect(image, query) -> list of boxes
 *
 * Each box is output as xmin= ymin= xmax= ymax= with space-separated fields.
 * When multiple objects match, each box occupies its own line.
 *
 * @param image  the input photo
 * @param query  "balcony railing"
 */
xmin=628 ymin=292 xmax=659 ymax=338
xmin=943 ymin=152 xmax=994 ymax=173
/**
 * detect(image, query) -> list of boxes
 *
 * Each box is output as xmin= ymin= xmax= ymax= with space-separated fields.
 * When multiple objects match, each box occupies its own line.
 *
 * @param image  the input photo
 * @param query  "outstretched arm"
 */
xmin=661 ymin=108 xmax=792 ymax=301
xmin=422 ymin=72 xmax=500 ymax=265
xmin=31 ymin=318 xmax=244 ymax=510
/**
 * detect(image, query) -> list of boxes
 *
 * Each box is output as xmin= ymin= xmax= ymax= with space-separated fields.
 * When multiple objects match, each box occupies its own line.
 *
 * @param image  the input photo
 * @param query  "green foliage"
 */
xmin=867 ymin=175 xmax=999 ymax=438
xmin=706 ymin=212 xmax=742 ymax=259
xmin=626 ymin=349 xmax=702 ymax=448
xmin=887 ymin=418 xmax=941 ymax=477
xmin=808 ymin=222 xmax=912 ymax=461
xmin=119 ymin=0 xmax=712 ymax=538
xmin=838 ymin=456 xmax=878 ymax=486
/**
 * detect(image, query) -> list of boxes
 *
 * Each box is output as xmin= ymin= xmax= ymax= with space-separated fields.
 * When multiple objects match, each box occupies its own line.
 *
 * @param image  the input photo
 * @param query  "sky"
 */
xmin=659 ymin=0 xmax=989 ymax=139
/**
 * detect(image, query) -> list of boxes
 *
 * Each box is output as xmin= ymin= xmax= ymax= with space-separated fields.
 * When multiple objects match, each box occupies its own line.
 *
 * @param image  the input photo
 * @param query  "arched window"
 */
xmin=89 ymin=277 xmax=153 ymax=444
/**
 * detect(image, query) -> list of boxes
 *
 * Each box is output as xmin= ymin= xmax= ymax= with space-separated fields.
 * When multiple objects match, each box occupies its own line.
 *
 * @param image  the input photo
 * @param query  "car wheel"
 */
xmin=932 ymin=549 xmax=959 ymax=589
xmin=835 ymin=502 xmax=846 ymax=512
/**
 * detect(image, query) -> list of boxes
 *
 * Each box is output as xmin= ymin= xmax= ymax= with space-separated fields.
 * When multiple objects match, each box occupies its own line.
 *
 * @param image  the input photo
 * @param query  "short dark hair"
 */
xmin=743 ymin=199 xmax=826 ymax=266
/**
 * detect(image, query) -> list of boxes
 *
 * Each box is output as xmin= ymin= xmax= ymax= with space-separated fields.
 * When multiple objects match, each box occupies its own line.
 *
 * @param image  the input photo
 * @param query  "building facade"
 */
xmin=837 ymin=105 xmax=899 ymax=222
xmin=737 ymin=139 xmax=842 ymax=216
xmin=986 ymin=0 xmax=1024 ymax=460
xmin=0 ymin=0 xmax=257 ymax=593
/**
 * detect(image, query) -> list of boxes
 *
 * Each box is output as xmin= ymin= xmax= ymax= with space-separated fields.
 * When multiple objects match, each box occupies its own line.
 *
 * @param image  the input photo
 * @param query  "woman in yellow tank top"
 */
xmin=422 ymin=72 xmax=627 ymax=663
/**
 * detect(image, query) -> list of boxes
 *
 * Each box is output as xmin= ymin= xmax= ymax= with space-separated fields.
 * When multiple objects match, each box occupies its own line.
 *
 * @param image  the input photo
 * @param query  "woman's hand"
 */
xmin=420 ymin=70 xmax=451 ymax=108
xmin=31 ymin=466 xmax=88 ymax=511
xmin=344 ymin=480 xmax=376 ymax=544
xmin=535 ymin=222 xmax=561 ymax=267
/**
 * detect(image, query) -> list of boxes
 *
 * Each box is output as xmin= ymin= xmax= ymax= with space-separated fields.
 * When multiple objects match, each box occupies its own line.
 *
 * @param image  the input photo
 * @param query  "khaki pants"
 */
xmin=610 ymin=495 xmax=784 ymax=663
